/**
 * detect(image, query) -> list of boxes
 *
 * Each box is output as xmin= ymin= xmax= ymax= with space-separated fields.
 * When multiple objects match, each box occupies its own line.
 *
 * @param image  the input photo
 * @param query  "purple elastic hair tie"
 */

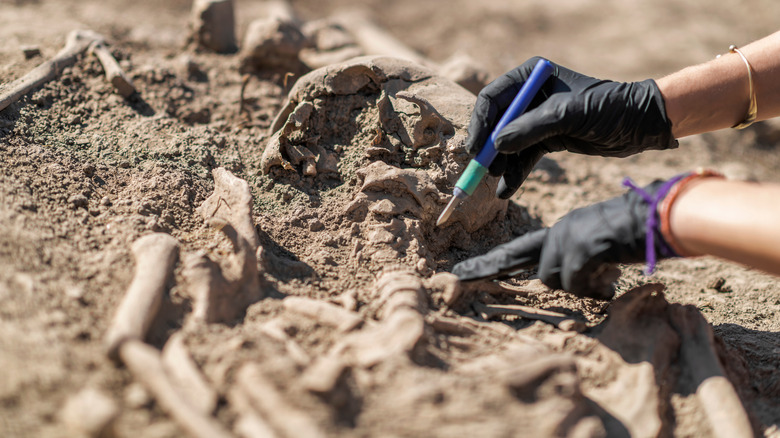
xmin=622 ymin=173 xmax=689 ymax=275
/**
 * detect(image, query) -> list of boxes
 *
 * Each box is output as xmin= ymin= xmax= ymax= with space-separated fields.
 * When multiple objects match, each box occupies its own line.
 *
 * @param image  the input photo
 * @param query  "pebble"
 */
xmin=68 ymin=194 xmax=89 ymax=209
xmin=61 ymin=388 xmax=119 ymax=438
xmin=124 ymin=382 xmax=152 ymax=409
xmin=308 ymin=219 xmax=324 ymax=232
xmin=21 ymin=45 xmax=41 ymax=59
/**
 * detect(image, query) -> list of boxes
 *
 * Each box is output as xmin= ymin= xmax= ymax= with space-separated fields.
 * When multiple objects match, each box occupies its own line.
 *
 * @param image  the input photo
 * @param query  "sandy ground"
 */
xmin=1 ymin=0 xmax=780 ymax=437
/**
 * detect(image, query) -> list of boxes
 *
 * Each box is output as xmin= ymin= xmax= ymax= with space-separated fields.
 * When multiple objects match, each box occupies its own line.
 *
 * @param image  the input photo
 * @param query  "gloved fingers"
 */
xmin=451 ymin=228 xmax=548 ymax=282
xmin=565 ymin=256 xmax=619 ymax=300
xmin=493 ymin=94 xmax=575 ymax=154
xmin=488 ymin=153 xmax=507 ymax=177
xmin=537 ymin=230 xmax=563 ymax=290
xmin=465 ymin=59 xmax=543 ymax=156
xmin=465 ymin=92 xmax=498 ymax=156
xmin=495 ymin=146 xmax=547 ymax=199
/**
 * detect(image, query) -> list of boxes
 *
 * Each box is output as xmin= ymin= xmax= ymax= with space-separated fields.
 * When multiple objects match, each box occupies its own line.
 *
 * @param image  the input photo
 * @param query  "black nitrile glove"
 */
xmin=452 ymin=180 xmax=672 ymax=300
xmin=466 ymin=57 xmax=678 ymax=199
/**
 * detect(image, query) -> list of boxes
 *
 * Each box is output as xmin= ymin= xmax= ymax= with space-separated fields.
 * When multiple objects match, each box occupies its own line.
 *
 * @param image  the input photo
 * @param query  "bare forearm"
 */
xmin=657 ymin=31 xmax=780 ymax=138
xmin=669 ymin=179 xmax=780 ymax=276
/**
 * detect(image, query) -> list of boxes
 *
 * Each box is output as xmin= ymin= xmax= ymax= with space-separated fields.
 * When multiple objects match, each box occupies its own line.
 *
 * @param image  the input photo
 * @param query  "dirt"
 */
xmin=2 ymin=0 xmax=780 ymax=437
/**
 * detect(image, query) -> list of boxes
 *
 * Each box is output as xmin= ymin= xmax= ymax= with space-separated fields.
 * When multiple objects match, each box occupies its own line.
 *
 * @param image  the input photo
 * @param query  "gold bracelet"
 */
xmin=727 ymin=45 xmax=758 ymax=129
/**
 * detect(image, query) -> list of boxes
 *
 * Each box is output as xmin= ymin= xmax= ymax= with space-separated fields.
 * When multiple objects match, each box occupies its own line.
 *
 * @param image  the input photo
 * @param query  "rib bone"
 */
xmin=120 ymin=340 xmax=233 ymax=438
xmin=473 ymin=301 xmax=586 ymax=333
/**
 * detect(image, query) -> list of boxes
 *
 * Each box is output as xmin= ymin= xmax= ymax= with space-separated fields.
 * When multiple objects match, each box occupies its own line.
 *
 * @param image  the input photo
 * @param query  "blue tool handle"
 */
xmin=474 ymin=59 xmax=554 ymax=168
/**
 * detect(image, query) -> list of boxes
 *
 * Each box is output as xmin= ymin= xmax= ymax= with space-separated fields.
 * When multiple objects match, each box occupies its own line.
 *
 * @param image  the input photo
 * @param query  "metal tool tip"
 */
xmin=436 ymin=197 xmax=460 ymax=227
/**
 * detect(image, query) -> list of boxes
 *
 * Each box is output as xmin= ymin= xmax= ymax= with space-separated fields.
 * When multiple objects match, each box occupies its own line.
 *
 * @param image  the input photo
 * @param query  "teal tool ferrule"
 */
xmin=455 ymin=160 xmax=489 ymax=196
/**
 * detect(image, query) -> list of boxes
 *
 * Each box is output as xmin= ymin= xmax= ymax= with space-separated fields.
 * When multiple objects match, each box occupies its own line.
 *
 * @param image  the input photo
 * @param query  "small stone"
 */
xmin=706 ymin=277 xmax=732 ymax=293
xmin=68 ymin=194 xmax=89 ymax=209
xmin=308 ymin=219 xmax=324 ymax=232
xmin=21 ymin=45 xmax=41 ymax=59
xmin=65 ymin=284 xmax=86 ymax=302
xmin=100 ymin=196 xmax=111 ymax=207
xmin=61 ymin=388 xmax=119 ymax=438
xmin=190 ymin=0 xmax=237 ymax=53
xmin=82 ymin=164 xmax=96 ymax=177
xmin=124 ymin=382 xmax=152 ymax=409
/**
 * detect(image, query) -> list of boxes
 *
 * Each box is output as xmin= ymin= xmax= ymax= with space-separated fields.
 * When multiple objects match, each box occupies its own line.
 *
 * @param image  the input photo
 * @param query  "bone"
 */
xmin=119 ymin=340 xmax=233 ymax=438
xmin=258 ymin=319 xmax=311 ymax=366
xmin=282 ymin=296 xmax=363 ymax=332
xmin=183 ymin=221 xmax=261 ymax=324
xmin=190 ymin=0 xmax=237 ymax=53
xmin=473 ymin=301 xmax=587 ymax=333
xmin=300 ymin=351 xmax=349 ymax=395
xmin=669 ymin=304 xmax=753 ymax=438
xmin=263 ymin=0 xmax=299 ymax=23
xmin=187 ymin=168 xmax=264 ymax=323
xmin=89 ymin=40 xmax=136 ymax=98
xmin=61 ymin=388 xmax=119 ymax=438
xmin=332 ymin=9 xmax=434 ymax=69
xmin=1 ymin=30 xmax=104 ymax=112
xmin=235 ymin=411 xmax=279 ymax=438
xmin=583 ymin=284 xmax=678 ymax=437
xmin=335 ymin=307 xmax=425 ymax=368
xmin=198 ymin=167 xmax=260 ymax=251
xmin=235 ymin=363 xmax=326 ymax=438
xmin=104 ymin=233 xmax=179 ymax=361
xmin=428 ymin=314 xmax=476 ymax=337
xmin=162 ymin=332 xmax=218 ymax=416
xmin=239 ymin=1 xmax=308 ymax=74
xmin=331 ymin=10 xmax=488 ymax=93
xmin=425 ymin=272 xmax=462 ymax=307
xmin=371 ymin=269 xmax=427 ymax=319
xmin=439 ymin=52 xmax=489 ymax=95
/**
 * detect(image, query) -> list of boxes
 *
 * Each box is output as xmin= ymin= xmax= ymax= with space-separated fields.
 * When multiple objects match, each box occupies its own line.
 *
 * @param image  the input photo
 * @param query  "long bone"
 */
xmin=120 ymin=340 xmax=233 ymax=438
xmin=1 ymin=30 xmax=102 ymax=112
xmin=104 ymin=233 xmax=179 ymax=360
xmin=104 ymin=233 xmax=231 ymax=438
xmin=473 ymin=301 xmax=587 ymax=333
xmin=669 ymin=305 xmax=754 ymax=438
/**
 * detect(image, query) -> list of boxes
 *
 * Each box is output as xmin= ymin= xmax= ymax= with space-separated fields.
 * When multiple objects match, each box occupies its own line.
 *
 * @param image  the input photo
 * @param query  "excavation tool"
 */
xmin=436 ymin=58 xmax=554 ymax=226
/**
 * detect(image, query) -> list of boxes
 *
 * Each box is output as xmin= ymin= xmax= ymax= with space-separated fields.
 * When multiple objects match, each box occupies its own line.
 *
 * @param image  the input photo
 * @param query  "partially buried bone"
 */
xmin=472 ymin=301 xmax=587 ymax=333
xmin=120 ymin=340 xmax=233 ymax=438
xmin=1 ymin=30 xmax=104 ymax=113
xmin=61 ymin=388 xmax=119 ymax=438
xmin=198 ymin=167 xmax=260 ymax=251
xmin=190 ymin=0 xmax=237 ymax=53
xmin=330 ymin=9 xmax=488 ymax=93
xmin=183 ymin=220 xmax=261 ymax=324
xmin=233 ymin=363 xmax=326 ymax=438
xmin=186 ymin=168 xmax=263 ymax=323
xmin=300 ymin=270 xmax=427 ymax=396
xmin=258 ymin=318 xmax=311 ymax=366
xmin=89 ymin=40 xmax=136 ymax=98
xmin=282 ymin=296 xmax=364 ymax=332
xmin=299 ymin=18 xmax=362 ymax=69
xmin=581 ymin=284 xmax=679 ymax=438
xmin=239 ymin=0 xmax=308 ymax=74
xmin=104 ymin=233 xmax=179 ymax=361
xmin=162 ymin=332 xmax=218 ymax=416
xmin=669 ymin=304 xmax=753 ymax=438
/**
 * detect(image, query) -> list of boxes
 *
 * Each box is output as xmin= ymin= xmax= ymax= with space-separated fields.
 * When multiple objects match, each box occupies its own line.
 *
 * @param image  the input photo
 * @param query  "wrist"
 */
xmin=657 ymin=170 xmax=725 ymax=257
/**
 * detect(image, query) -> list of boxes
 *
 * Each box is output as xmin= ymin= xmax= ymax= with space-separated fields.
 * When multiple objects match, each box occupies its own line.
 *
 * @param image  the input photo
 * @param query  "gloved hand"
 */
xmin=452 ymin=180 xmax=674 ymax=299
xmin=466 ymin=57 xmax=678 ymax=199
